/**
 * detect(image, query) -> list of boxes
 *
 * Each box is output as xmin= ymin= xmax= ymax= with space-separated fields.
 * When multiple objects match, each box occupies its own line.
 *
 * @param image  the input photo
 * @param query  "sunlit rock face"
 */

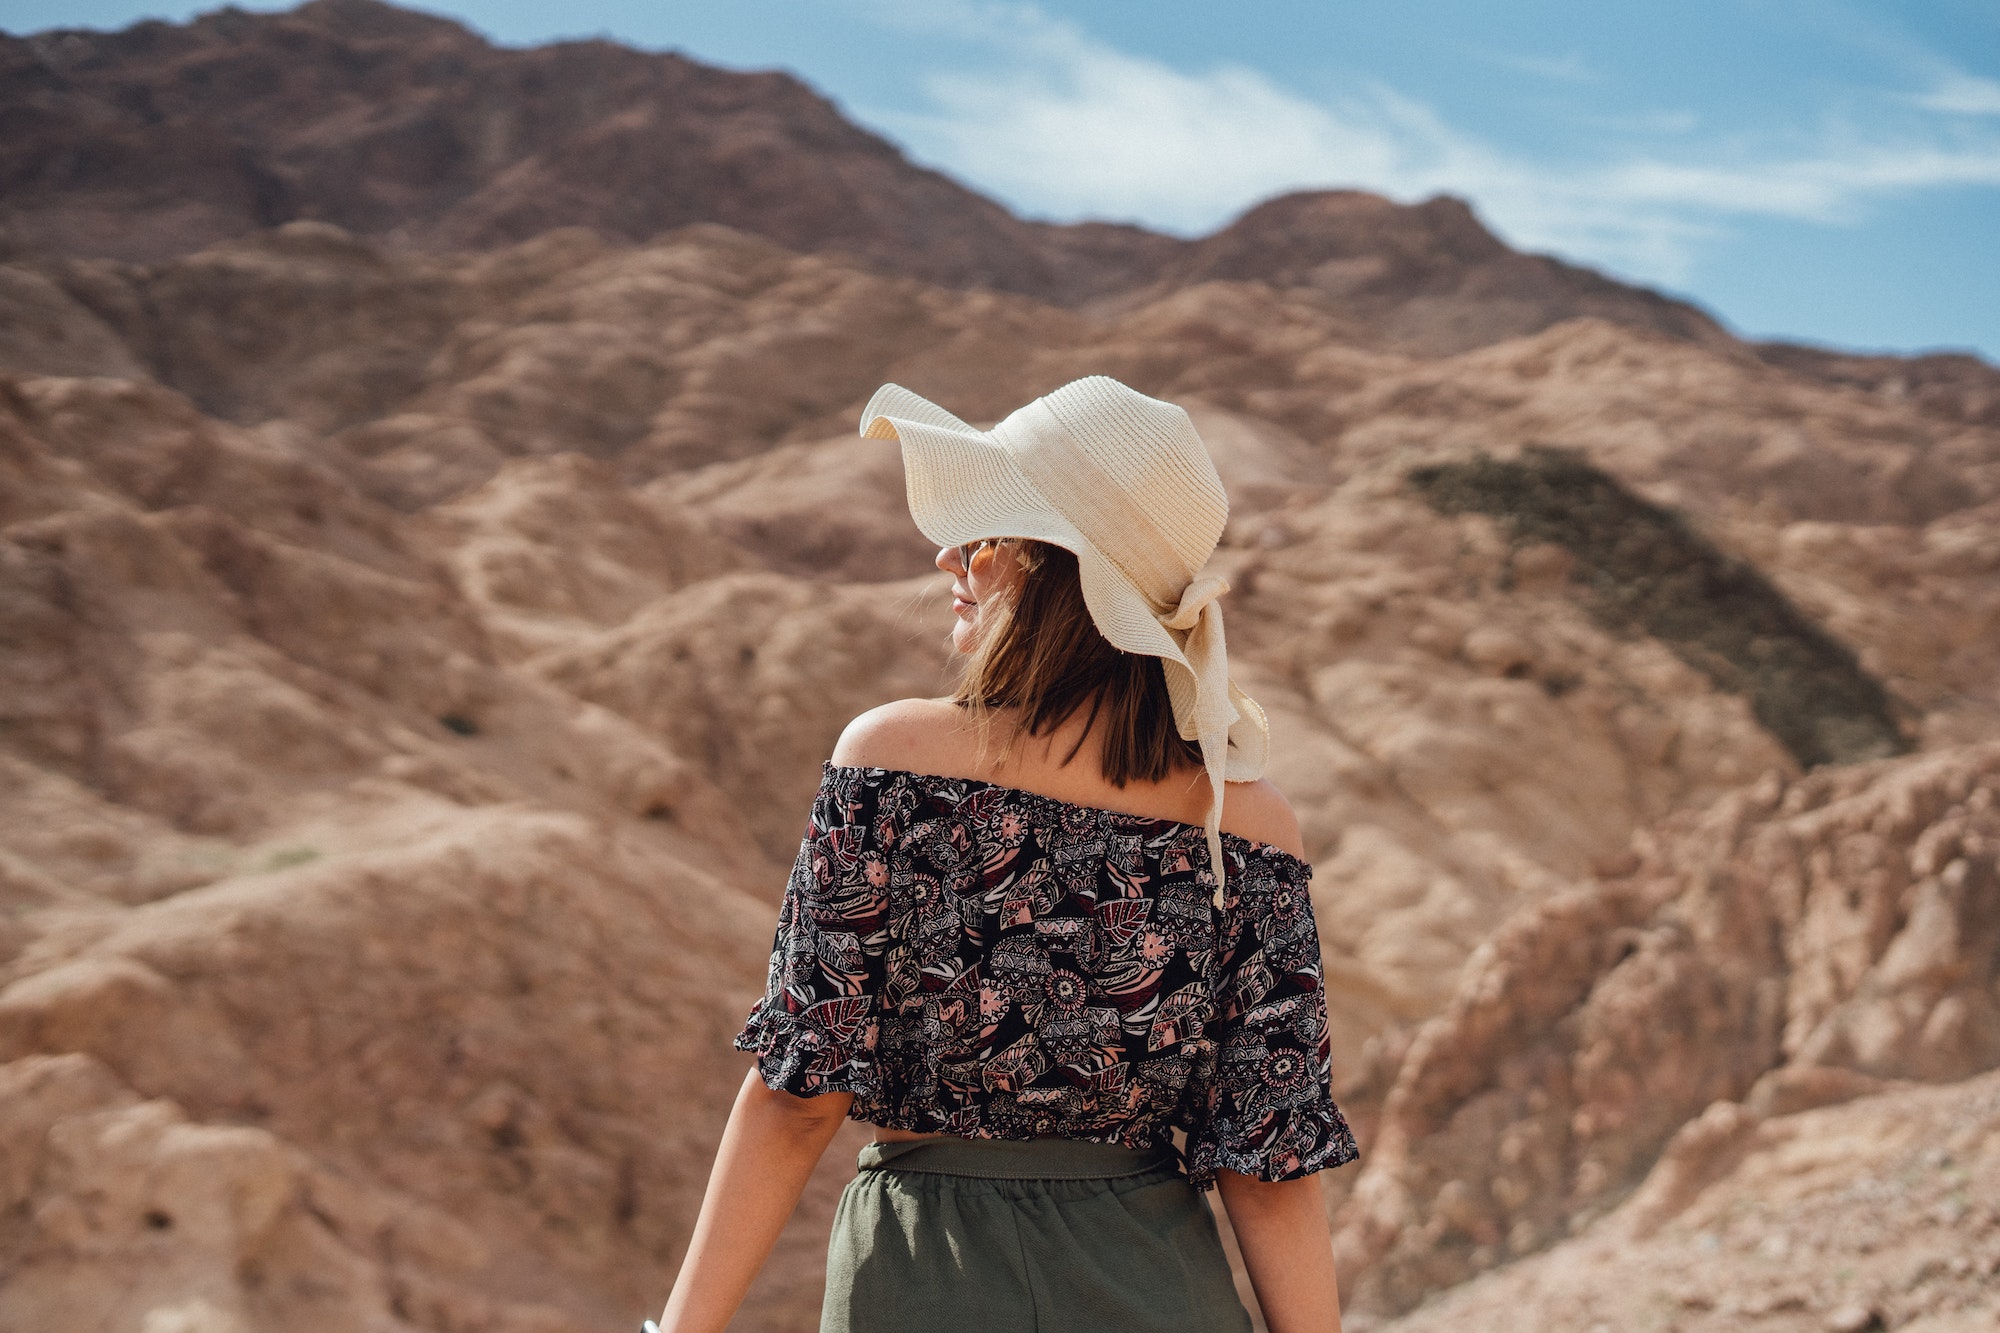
xmin=3 ymin=8 xmax=1999 ymax=1330
xmin=1370 ymin=1064 xmax=2000 ymax=1333
xmin=1335 ymin=743 xmax=2000 ymax=1319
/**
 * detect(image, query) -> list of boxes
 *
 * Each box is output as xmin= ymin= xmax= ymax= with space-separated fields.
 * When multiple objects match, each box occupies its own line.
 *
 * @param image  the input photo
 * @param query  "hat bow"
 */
xmin=1161 ymin=573 xmax=1229 ymax=631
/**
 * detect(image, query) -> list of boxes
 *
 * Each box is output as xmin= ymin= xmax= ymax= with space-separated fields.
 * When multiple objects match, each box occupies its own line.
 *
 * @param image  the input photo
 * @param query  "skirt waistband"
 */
xmin=856 ymin=1135 xmax=1181 ymax=1181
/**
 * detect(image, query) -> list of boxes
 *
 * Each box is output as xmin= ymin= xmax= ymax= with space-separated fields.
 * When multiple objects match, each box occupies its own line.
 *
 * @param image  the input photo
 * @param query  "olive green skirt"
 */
xmin=820 ymin=1136 xmax=1253 ymax=1333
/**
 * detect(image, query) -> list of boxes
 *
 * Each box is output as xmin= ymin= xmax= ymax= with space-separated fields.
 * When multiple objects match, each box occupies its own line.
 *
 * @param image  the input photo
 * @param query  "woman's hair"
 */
xmin=953 ymin=541 xmax=1202 ymax=786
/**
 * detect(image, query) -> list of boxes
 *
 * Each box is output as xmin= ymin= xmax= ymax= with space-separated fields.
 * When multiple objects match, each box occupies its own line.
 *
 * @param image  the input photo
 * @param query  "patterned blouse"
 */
xmin=734 ymin=763 xmax=1358 ymax=1191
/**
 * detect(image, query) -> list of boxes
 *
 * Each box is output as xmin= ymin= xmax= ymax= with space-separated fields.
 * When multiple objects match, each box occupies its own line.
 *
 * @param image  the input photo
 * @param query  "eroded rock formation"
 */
xmin=1335 ymin=743 xmax=2000 ymax=1317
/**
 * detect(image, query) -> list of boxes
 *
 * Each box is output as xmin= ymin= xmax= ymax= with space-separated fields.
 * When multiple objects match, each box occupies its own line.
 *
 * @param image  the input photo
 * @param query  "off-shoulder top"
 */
xmin=733 ymin=763 xmax=1358 ymax=1191
xmin=736 ymin=764 xmax=1360 ymax=1184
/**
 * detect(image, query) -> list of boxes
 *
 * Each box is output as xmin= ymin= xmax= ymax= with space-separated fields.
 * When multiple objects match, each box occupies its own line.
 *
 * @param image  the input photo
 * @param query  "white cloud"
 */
xmin=853 ymin=2 xmax=2000 ymax=289
xmin=1474 ymin=49 xmax=1600 ymax=84
xmin=1912 ymin=73 xmax=2000 ymax=116
xmin=1573 ymin=108 xmax=1701 ymax=136
xmin=1602 ymin=144 xmax=2000 ymax=220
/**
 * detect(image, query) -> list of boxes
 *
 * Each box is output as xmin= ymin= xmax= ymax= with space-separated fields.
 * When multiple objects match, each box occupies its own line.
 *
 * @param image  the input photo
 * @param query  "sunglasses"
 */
xmin=956 ymin=537 xmax=1015 ymax=568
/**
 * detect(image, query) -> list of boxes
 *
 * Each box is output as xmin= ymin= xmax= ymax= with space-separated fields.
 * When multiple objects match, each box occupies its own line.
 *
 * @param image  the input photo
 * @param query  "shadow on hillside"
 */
xmin=1409 ymin=447 xmax=1909 ymax=768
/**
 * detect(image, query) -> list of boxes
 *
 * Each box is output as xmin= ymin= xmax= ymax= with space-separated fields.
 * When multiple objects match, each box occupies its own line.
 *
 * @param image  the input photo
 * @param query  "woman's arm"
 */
xmin=1215 ymin=1170 xmax=1343 ymax=1332
xmin=654 ymin=1067 xmax=855 ymax=1333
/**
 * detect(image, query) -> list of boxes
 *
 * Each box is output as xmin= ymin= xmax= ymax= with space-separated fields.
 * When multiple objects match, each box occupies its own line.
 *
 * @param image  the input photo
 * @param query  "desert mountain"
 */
xmin=2 ymin=5 xmax=1999 ymax=1331
xmin=0 ymin=0 xmax=1163 ymax=299
xmin=0 ymin=0 xmax=1877 ymax=365
xmin=17 ymin=0 xmax=2000 ymax=405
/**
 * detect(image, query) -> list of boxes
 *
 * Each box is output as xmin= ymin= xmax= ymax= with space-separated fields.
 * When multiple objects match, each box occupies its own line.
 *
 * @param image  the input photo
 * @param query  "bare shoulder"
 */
xmin=830 ymin=697 xmax=973 ymax=774
xmin=1220 ymin=778 xmax=1307 ymax=860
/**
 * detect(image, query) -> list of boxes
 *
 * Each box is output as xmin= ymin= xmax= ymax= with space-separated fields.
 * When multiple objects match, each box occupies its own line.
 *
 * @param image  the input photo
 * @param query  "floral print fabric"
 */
xmin=734 ymin=763 xmax=1360 ymax=1191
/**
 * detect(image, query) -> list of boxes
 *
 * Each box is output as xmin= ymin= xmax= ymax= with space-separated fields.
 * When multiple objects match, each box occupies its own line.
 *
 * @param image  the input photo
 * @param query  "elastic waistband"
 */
xmin=856 ymin=1135 xmax=1180 ymax=1181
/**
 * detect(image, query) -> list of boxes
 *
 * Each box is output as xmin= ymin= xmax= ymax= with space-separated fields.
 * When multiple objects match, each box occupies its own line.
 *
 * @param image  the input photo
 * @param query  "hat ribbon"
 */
xmin=1160 ymin=573 xmax=1229 ymax=631
xmin=1152 ymin=571 xmax=1243 ymax=910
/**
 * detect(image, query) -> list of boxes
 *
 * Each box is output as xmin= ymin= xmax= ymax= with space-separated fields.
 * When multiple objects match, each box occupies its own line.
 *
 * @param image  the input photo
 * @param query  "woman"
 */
xmin=652 ymin=377 xmax=1357 ymax=1332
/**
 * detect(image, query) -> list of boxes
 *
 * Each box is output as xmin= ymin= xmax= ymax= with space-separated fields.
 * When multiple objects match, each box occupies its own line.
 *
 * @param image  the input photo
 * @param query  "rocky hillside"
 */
xmin=0 ymin=0 xmax=1158 ymax=297
xmin=2 ymin=6 xmax=1998 ymax=1331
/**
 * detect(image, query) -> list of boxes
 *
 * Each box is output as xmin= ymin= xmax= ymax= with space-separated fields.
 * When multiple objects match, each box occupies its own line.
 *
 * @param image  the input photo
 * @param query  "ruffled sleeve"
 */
xmin=733 ymin=766 xmax=895 ymax=1098
xmin=1184 ymin=846 xmax=1359 ymax=1190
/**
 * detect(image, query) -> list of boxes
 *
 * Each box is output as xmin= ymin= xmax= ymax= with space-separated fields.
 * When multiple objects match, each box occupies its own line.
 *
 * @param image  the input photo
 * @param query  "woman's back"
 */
xmin=830 ymin=696 xmax=1307 ymax=859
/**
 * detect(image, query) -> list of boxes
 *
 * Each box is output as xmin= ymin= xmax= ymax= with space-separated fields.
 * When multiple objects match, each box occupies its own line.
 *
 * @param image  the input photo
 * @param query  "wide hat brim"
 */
xmin=861 ymin=383 xmax=1268 ymax=783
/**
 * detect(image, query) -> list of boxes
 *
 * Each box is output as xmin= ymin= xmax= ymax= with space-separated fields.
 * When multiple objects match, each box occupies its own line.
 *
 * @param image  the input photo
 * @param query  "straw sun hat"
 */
xmin=860 ymin=375 xmax=1269 ymax=902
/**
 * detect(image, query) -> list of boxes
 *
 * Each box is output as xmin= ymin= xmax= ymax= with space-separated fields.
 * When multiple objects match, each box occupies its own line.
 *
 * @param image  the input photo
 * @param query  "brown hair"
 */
xmin=953 ymin=541 xmax=1202 ymax=786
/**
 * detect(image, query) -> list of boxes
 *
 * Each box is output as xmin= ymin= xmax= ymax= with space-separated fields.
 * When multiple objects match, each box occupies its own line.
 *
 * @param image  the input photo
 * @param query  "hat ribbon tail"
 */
xmin=1165 ymin=584 xmax=1240 ymax=910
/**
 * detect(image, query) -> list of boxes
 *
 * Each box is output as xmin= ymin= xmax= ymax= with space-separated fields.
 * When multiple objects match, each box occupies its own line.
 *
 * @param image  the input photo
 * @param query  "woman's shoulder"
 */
xmin=830 ymin=697 xmax=973 ymax=774
xmin=1221 ymin=778 xmax=1306 ymax=861
xmin=830 ymin=698 xmax=1308 ymax=862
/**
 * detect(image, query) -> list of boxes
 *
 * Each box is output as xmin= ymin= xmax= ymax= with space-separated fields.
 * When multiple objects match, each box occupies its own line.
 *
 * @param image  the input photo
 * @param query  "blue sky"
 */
xmin=9 ymin=0 xmax=1999 ymax=360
